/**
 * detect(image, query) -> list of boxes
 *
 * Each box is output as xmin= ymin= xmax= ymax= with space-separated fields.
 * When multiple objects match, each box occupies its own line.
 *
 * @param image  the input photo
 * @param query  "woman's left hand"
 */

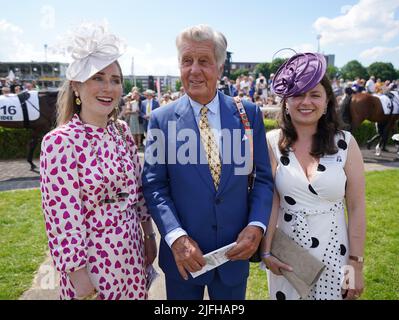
xmin=343 ymin=261 xmax=364 ymax=300
xmin=144 ymin=236 xmax=157 ymax=267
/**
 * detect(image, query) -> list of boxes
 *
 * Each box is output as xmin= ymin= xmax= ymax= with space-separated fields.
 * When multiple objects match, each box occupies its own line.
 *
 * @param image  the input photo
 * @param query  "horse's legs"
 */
xmin=381 ymin=123 xmax=390 ymax=151
xmin=373 ymin=121 xmax=390 ymax=155
xmin=27 ymin=130 xmax=41 ymax=171
xmin=366 ymin=134 xmax=380 ymax=149
xmin=366 ymin=123 xmax=379 ymax=149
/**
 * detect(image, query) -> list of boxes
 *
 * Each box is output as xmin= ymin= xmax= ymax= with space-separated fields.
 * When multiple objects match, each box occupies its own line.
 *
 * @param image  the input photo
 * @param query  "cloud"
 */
xmin=0 ymin=19 xmax=23 ymax=33
xmin=51 ymin=33 xmax=179 ymax=75
xmin=0 ymin=19 xmax=179 ymax=76
xmin=51 ymin=21 xmax=179 ymax=76
xmin=360 ymin=46 xmax=399 ymax=60
xmin=313 ymin=0 xmax=399 ymax=46
xmin=0 ymin=19 xmax=67 ymax=62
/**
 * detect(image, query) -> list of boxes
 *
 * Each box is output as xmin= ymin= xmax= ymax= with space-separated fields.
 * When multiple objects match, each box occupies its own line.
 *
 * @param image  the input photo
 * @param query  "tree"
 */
xmin=135 ymin=80 xmax=143 ymax=92
xmin=254 ymin=62 xmax=271 ymax=79
xmin=340 ymin=60 xmax=368 ymax=80
xmin=327 ymin=65 xmax=340 ymax=80
xmin=270 ymin=58 xmax=287 ymax=74
xmin=175 ymin=79 xmax=182 ymax=92
xmin=123 ymin=79 xmax=133 ymax=95
xmin=367 ymin=62 xmax=397 ymax=81
xmin=230 ymin=68 xmax=249 ymax=81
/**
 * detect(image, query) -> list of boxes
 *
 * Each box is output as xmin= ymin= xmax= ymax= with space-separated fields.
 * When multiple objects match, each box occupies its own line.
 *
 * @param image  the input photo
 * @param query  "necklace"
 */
xmin=82 ymin=120 xmax=129 ymax=204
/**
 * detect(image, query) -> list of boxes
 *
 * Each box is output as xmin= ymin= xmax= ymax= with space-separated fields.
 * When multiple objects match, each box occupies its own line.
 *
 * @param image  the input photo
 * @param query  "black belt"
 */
xmin=100 ymin=192 xmax=129 ymax=204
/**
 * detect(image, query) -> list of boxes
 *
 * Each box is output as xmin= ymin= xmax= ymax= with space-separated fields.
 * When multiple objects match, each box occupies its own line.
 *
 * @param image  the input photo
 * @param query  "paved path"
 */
xmin=1 ymin=147 xmax=398 ymax=192
xmin=1 ymin=146 xmax=397 ymax=300
xmin=0 ymin=159 xmax=40 ymax=192
xmin=20 ymin=231 xmax=166 ymax=300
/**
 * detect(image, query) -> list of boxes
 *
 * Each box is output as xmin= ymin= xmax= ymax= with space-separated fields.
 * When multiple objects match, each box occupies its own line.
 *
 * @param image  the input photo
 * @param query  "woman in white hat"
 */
xmin=40 ymin=23 xmax=157 ymax=300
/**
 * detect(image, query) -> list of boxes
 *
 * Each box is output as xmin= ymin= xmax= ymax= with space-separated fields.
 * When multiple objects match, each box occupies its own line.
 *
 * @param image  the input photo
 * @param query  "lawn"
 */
xmin=0 ymin=170 xmax=398 ymax=300
xmin=246 ymin=169 xmax=399 ymax=300
xmin=0 ymin=189 xmax=48 ymax=300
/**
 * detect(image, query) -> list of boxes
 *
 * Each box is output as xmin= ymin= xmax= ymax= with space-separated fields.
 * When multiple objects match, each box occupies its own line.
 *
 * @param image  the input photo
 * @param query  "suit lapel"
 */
xmin=217 ymin=92 xmax=242 ymax=195
xmin=175 ymin=95 xmax=215 ymax=192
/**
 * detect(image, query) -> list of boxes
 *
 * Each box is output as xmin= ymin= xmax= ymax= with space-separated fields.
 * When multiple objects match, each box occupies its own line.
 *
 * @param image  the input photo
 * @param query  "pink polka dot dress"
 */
xmin=40 ymin=114 xmax=150 ymax=300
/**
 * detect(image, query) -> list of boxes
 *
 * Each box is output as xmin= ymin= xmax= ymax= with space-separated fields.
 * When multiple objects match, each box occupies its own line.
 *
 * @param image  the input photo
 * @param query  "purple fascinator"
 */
xmin=271 ymin=52 xmax=327 ymax=98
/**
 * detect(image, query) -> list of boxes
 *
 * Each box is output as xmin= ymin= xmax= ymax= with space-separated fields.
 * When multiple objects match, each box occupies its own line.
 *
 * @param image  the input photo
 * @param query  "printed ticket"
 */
xmin=190 ymin=242 xmax=237 ymax=278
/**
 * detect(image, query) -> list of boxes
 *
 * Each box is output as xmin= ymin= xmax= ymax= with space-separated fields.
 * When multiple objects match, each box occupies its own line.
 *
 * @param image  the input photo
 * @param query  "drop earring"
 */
xmin=75 ymin=92 xmax=81 ymax=106
xmin=285 ymin=108 xmax=289 ymax=115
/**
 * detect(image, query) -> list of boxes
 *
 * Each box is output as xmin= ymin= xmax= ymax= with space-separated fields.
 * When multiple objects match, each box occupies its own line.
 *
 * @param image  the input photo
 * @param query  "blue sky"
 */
xmin=1 ymin=0 xmax=398 ymax=76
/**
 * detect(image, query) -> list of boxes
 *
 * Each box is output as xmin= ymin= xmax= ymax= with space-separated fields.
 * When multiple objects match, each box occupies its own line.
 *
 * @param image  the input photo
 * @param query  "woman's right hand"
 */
xmin=68 ymin=268 xmax=97 ymax=298
xmin=263 ymin=255 xmax=293 ymax=276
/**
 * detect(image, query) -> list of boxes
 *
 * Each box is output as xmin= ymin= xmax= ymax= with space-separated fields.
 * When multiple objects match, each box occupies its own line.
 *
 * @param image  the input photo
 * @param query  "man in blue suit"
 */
xmin=140 ymin=89 xmax=160 ymax=132
xmin=142 ymin=25 xmax=274 ymax=300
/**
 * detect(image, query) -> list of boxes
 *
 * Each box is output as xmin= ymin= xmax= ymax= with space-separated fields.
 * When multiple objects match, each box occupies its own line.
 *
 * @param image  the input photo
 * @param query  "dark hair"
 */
xmin=278 ymin=74 xmax=342 ymax=157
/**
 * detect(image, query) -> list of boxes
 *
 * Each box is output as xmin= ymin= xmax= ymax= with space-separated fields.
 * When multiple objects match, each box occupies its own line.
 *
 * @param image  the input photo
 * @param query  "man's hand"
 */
xmin=225 ymin=226 xmax=263 ymax=261
xmin=171 ymin=235 xmax=206 ymax=280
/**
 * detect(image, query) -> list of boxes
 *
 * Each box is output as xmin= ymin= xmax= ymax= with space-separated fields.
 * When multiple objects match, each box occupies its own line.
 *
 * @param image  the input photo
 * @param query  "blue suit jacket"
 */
xmin=139 ymin=99 xmax=160 ymax=117
xmin=140 ymin=99 xmax=160 ymax=129
xmin=142 ymin=91 xmax=273 ymax=286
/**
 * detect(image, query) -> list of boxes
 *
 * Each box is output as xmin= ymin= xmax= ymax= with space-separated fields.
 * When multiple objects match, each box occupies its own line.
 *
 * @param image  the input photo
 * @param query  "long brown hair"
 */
xmin=278 ymin=74 xmax=342 ymax=157
xmin=56 ymin=61 xmax=123 ymax=127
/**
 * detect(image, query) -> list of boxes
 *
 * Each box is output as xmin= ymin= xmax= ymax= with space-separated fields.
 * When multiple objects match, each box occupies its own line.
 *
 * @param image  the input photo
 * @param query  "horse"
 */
xmin=339 ymin=91 xmax=399 ymax=155
xmin=0 ymin=90 xmax=58 ymax=171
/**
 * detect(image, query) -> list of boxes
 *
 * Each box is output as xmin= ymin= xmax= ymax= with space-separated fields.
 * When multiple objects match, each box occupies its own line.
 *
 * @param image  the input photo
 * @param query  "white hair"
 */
xmin=176 ymin=24 xmax=227 ymax=68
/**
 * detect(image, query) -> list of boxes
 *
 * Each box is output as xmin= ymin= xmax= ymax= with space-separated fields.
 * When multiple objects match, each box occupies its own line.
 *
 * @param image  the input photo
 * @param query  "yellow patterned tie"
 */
xmin=199 ymin=106 xmax=221 ymax=189
xmin=146 ymin=101 xmax=151 ymax=115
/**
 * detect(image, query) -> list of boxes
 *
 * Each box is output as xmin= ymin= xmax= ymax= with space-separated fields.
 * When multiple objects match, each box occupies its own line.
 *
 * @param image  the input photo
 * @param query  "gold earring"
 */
xmin=75 ymin=92 xmax=81 ymax=106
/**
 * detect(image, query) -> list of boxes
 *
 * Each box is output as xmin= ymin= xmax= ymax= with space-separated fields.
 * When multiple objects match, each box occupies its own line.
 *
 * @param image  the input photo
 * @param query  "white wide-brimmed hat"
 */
xmin=66 ymin=23 xmax=126 ymax=83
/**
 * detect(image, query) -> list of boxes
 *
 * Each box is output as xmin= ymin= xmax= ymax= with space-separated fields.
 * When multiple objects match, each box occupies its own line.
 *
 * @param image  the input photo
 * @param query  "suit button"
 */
xmin=215 ymin=198 xmax=222 ymax=205
xmin=212 ymin=225 xmax=217 ymax=230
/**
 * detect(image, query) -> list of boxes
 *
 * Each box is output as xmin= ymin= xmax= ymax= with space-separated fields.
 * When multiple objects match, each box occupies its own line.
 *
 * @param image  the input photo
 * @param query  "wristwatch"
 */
xmin=145 ymin=232 xmax=156 ymax=240
xmin=349 ymin=255 xmax=364 ymax=263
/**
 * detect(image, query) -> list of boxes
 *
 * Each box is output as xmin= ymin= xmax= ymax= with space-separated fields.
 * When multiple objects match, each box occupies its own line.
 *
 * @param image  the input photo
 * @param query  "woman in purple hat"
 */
xmin=260 ymin=53 xmax=366 ymax=300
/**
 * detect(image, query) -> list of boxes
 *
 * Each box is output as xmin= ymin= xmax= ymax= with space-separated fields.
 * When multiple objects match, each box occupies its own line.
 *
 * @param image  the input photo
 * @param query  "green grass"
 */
xmin=0 ymin=171 xmax=398 ymax=300
xmin=361 ymin=170 xmax=399 ymax=299
xmin=246 ymin=169 xmax=399 ymax=300
xmin=0 ymin=189 xmax=48 ymax=300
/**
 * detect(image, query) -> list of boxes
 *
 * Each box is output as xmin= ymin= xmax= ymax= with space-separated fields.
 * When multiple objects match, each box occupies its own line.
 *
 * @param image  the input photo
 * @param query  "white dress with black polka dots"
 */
xmin=265 ymin=129 xmax=351 ymax=300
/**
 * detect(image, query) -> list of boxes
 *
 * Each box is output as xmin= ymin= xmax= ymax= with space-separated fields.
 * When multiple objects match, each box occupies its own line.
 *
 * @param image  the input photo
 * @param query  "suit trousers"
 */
xmin=165 ymin=269 xmax=247 ymax=300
